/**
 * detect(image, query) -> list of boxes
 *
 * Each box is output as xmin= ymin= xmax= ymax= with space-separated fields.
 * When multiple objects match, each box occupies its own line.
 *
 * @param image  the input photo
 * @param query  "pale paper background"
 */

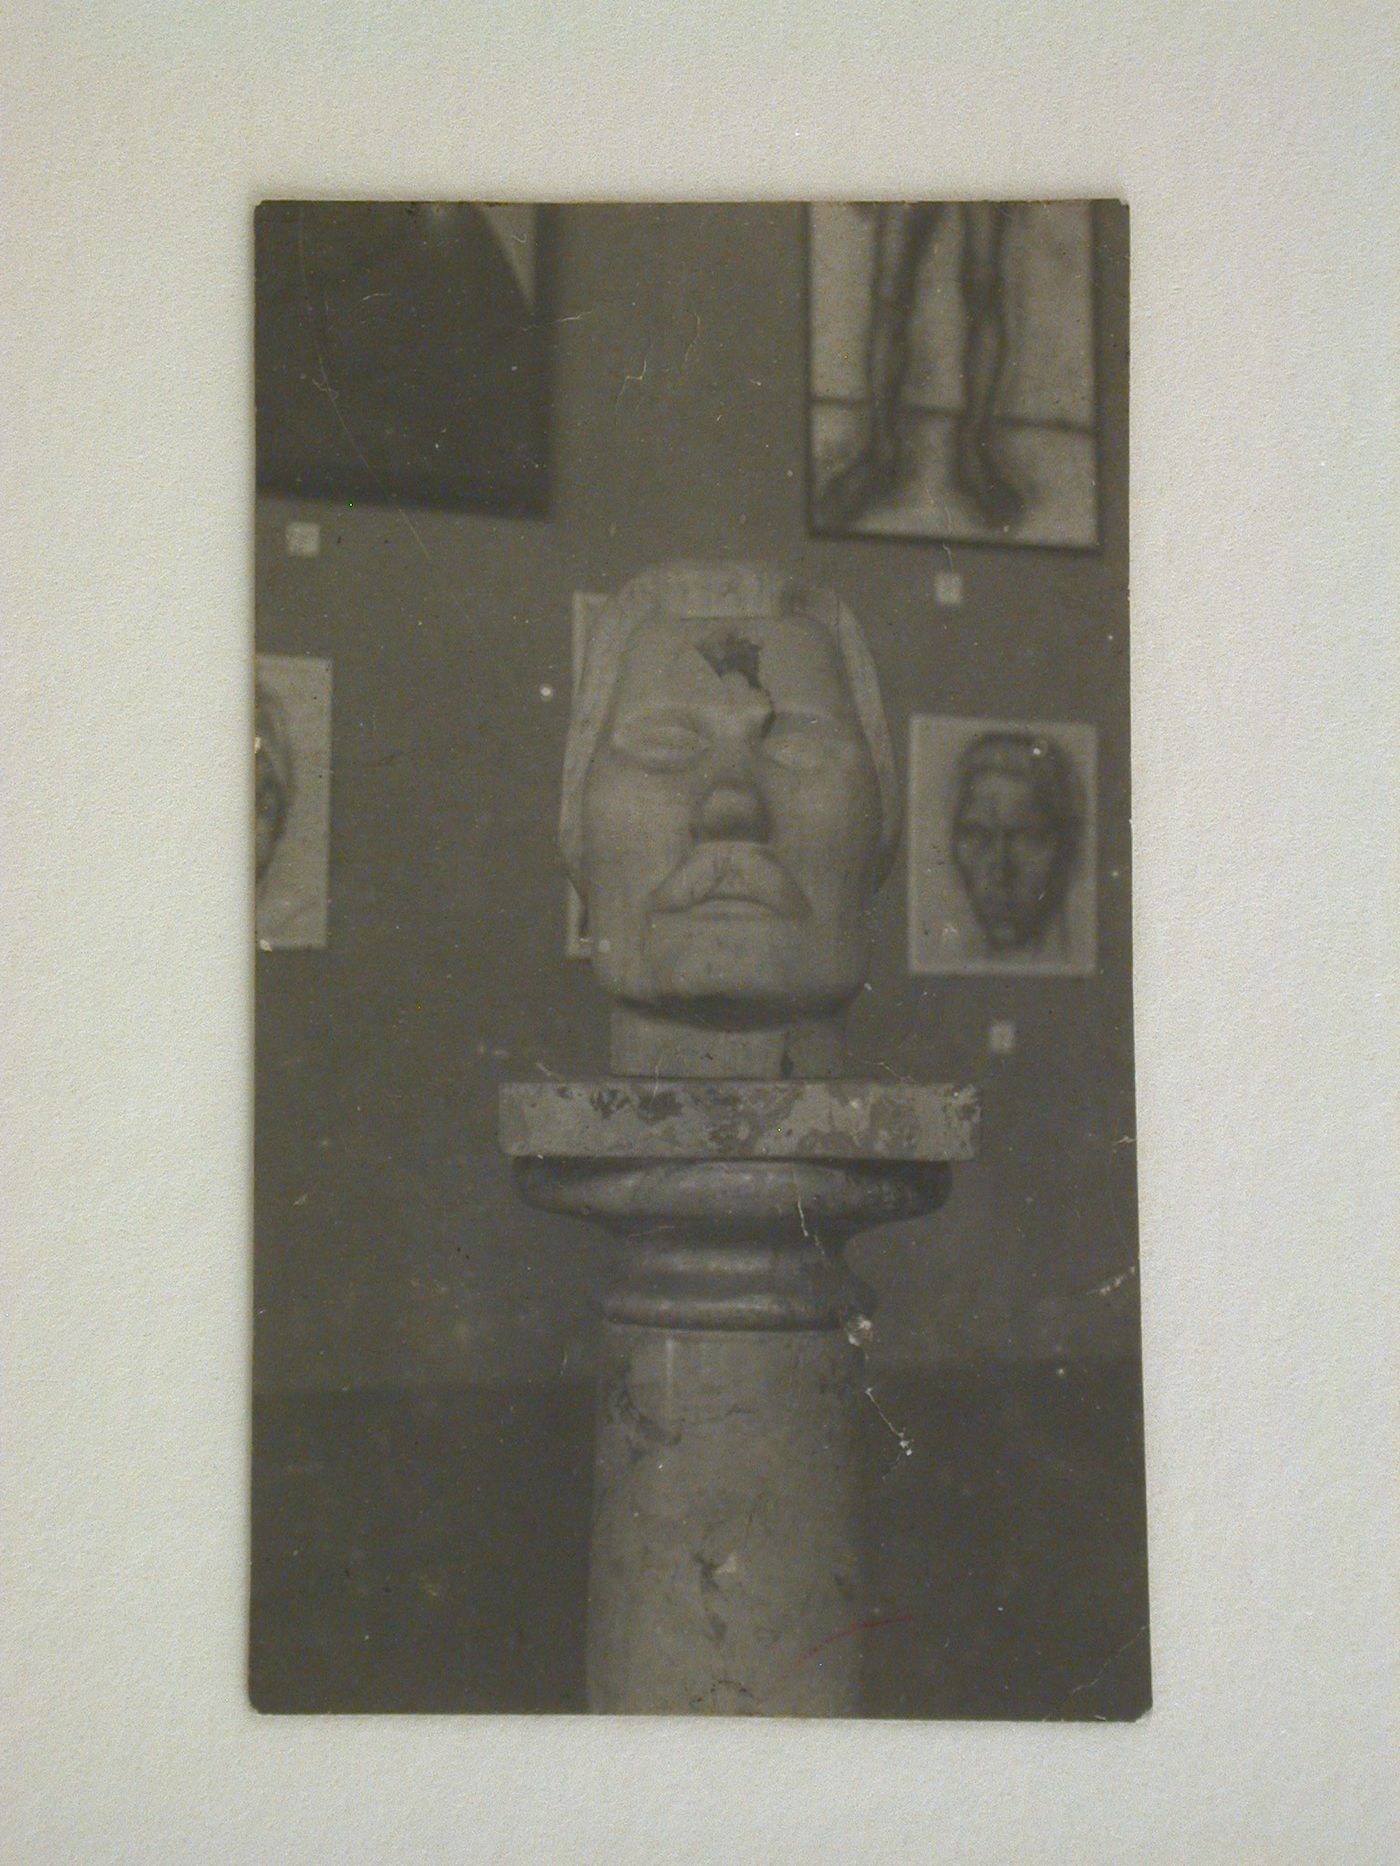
xmin=5 ymin=4 xmax=1397 ymax=1864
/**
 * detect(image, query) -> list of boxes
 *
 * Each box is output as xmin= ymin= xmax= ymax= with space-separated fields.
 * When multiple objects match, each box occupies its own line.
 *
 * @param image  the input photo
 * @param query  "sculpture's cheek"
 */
xmin=767 ymin=761 xmax=882 ymax=943
xmin=580 ymin=754 xmax=692 ymax=998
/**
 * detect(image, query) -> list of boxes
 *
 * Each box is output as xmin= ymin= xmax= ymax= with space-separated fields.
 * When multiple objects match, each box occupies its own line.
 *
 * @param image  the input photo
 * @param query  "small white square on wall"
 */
xmin=285 ymin=521 xmax=321 ymax=558
xmin=989 ymin=1019 xmax=1017 ymax=1054
xmin=933 ymin=569 xmax=963 ymax=606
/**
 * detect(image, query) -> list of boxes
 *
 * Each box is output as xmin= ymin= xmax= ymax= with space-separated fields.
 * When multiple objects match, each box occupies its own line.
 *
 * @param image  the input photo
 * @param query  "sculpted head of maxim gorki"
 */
xmin=560 ymin=562 xmax=900 ymax=1026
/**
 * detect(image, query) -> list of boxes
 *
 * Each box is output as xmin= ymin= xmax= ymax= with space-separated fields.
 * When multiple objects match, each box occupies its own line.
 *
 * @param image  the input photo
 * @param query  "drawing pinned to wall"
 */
xmin=255 ymin=201 xmax=550 ymax=515
xmin=565 ymin=593 xmax=609 ymax=957
xmin=809 ymin=201 xmax=1099 ymax=548
xmin=255 ymin=654 xmax=332 ymax=950
xmin=908 ymin=714 xmax=1097 ymax=975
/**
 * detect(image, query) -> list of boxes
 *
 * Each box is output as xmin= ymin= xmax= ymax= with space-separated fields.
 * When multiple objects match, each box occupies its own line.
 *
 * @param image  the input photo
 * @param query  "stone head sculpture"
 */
xmin=561 ymin=562 xmax=899 ymax=1077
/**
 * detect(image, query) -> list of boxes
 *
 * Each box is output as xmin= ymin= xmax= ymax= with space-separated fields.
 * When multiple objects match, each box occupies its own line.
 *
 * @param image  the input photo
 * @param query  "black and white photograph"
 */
xmin=908 ymin=714 xmax=1098 ymax=975
xmin=252 ymin=199 xmax=1146 ymax=1722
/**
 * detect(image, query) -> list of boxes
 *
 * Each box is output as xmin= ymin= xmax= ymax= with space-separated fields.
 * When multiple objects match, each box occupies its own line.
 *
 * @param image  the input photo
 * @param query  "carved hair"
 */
xmin=559 ymin=561 xmax=900 ymax=883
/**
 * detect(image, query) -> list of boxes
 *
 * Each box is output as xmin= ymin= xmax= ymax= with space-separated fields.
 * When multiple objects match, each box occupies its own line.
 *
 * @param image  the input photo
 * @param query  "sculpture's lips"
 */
xmin=649 ymin=844 xmax=809 ymax=919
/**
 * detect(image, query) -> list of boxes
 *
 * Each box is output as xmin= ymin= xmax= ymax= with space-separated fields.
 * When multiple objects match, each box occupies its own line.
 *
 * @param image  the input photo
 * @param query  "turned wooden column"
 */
xmin=501 ymin=1079 xmax=977 ymax=1715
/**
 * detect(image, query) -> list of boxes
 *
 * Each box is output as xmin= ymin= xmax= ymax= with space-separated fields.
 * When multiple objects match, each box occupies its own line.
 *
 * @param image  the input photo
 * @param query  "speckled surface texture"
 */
xmin=500 ymin=1078 xmax=978 ymax=1161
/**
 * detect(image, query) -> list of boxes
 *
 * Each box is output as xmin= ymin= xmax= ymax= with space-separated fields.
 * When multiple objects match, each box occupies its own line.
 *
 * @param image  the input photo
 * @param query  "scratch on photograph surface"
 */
xmin=778 ymin=1613 xmax=914 ymax=1685
xmin=679 ymin=311 xmax=701 ymax=377
xmin=864 ymin=1385 xmax=914 ymax=1459
xmin=614 ymin=339 xmax=654 ymax=408
xmin=1059 ymin=1623 xmax=1148 ymax=1711
xmin=553 ymin=295 xmax=632 ymax=327
xmin=1089 ymin=1265 xmax=1137 ymax=1298
xmin=789 ymin=1166 xmax=812 ymax=1243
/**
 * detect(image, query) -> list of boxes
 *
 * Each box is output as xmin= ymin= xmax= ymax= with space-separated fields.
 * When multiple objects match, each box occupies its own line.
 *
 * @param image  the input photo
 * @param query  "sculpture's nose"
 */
xmin=694 ymin=774 xmax=770 ymax=843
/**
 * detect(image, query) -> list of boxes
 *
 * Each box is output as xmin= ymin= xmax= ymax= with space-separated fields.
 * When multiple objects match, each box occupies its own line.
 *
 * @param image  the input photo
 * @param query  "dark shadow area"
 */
xmin=251 ymin=1362 xmax=1148 ymax=1718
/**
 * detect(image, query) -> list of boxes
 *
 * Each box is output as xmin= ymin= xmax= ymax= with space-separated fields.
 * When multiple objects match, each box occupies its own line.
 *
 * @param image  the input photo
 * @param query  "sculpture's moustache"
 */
xmin=648 ymin=843 xmax=810 ymax=918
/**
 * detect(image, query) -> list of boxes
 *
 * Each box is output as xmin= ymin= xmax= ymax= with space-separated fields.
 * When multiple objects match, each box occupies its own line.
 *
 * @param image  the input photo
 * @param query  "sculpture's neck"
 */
xmin=609 ymin=1005 xmax=847 ymax=1079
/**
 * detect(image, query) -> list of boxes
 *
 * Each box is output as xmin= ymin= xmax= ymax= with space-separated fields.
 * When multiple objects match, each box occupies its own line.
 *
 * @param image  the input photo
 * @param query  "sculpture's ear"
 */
xmin=557 ymin=745 xmax=588 ymax=895
xmin=867 ymin=730 xmax=903 ymax=895
xmin=558 ymin=816 xmax=587 ymax=896
xmin=871 ymin=831 xmax=899 ymax=893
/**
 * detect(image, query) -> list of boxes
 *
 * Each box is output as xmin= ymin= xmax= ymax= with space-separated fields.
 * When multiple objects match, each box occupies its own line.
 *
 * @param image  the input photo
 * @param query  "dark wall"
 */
xmin=255 ymin=202 xmax=1136 ymax=1391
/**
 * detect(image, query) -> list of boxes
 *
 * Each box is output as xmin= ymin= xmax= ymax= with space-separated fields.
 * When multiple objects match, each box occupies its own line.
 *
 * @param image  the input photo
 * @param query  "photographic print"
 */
xmin=909 ymin=715 xmax=1098 ymax=976
xmin=254 ymin=653 xmax=332 ymax=950
xmin=809 ymin=201 xmax=1100 ymax=547
xmin=253 ymin=201 xmax=1145 ymax=1722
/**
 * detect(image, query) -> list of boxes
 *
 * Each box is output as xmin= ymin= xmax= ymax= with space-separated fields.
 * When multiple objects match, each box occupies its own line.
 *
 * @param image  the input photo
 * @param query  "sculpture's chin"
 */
xmin=588 ymin=909 xmax=868 ymax=1029
xmin=631 ymin=988 xmax=859 ymax=1028
xmin=619 ymin=963 xmax=865 ymax=1023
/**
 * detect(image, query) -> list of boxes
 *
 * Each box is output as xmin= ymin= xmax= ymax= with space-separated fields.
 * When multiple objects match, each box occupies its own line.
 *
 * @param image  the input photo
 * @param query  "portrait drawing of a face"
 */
xmin=254 ymin=653 xmax=332 ymax=951
xmin=909 ymin=714 xmax=1097 ymax=976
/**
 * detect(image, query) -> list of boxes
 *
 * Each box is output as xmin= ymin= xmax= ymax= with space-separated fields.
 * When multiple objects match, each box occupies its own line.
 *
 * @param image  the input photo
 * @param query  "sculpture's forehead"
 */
xmin=610 ymin=611 xmax=855 ymax=718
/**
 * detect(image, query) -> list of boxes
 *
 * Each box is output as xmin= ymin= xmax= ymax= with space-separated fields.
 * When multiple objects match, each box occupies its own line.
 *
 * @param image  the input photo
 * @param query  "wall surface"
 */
xmin=255 ymin=201 xmax=1135 ymax=1389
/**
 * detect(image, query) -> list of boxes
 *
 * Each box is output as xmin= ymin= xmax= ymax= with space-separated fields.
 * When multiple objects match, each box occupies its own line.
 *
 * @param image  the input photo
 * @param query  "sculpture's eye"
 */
xmin=761 ymin=714 xmax=844 ymax=773
xmin=610 ymin=715 xmax=706 ymax=770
